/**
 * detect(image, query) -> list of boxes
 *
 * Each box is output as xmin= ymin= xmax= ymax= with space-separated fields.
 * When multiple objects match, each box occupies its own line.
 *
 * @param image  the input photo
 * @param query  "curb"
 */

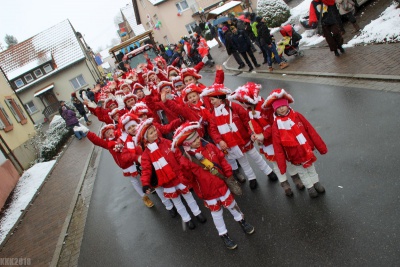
xmin=0 ymin=135 xmax=75 ymax=250
xmin=223 ymin=65 xmax=400 ymax=82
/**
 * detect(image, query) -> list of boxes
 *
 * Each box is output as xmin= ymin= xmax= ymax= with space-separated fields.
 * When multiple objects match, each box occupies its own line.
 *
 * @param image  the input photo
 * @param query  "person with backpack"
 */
xmin=336 ymin=0 xmax=361 ymax=34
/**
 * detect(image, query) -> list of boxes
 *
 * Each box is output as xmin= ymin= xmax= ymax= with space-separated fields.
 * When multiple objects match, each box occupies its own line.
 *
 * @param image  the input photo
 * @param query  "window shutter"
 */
xmin=5 ymin=99 xmax=20 ymax=123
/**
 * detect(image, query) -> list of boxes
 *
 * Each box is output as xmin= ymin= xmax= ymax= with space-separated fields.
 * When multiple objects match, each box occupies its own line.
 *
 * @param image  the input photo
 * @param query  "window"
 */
xmin=176 ymin=0 xmax=189 ymax=12
xmin=34 ymin=69 xmax=43 ymax=78
xmin=14 ymin=78 xmax=24 ymax=88
xmin=24 ymin=73 xmax=34 ymax=83
xmin=25 ymin=101 xmax=38 ymax=115
xmin=70 ymin=74 xmax=88 ymax=90
xmin=5 ymin=97 xmax=27 ymax=124
xmin=0 ymin=103 xmax=13 ymax=132
xmin=185 ymin=22 xmax=197 ymax=34
xmin=43 ymin=63 xmax=53 ymax=73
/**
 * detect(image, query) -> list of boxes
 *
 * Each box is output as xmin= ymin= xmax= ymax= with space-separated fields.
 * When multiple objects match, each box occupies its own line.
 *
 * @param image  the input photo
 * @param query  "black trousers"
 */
xmin=232 ymin=51 xmax=244 ymax=66
xmin=240 ymin=49 xmax=258 ymax=68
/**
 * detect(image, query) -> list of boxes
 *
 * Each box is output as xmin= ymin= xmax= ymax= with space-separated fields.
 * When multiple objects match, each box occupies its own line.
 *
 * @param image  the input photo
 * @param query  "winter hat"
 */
xmin=108 ymin=108 xmax=119 ymax=120
xmin=181 ymin=83 xmax=203 ymax=102
xmin=200 ymin=83 xmax=232 ymax=99
xmin=167 ymin=65 xmax=180 ymax=78
xmin=123 ymin=93 xmax=138 ymax=105
xmin=157 ymin=81 xmax=174 ymax=94
xmin=255 ymin=16 xmax=262 ymax=23
xmin=100 ymin=124 xmax=115 ymax=139
xmin=172 ymin=76 xmax=184 ymax=88
xmin=133 ymin=83 xmax=145 ymax=93
xmin=171 ymin=121 xmax=201 ymax=151
xmin=134 ymin=118 xmax=154 ymax=146
xmin=271 ymin=98 xmax=289 ymax=111
xmin=263 ymin=88 xmax=294 ymax=109
xmin=119 ymin=81 xmax=132 ymax=90
xmin=131 ymin=102 xmax=149 ymax=116
xmin=114 ymin=90 xmax=125 ymax=96
xmin=104 ymin=98 xmax=118 ymax=109
xmin=119 ymin=113 xmax=140 ymax=132
xmin=222 ymin=26 xmax=229 ymax=31
xmin=228 ymin=82 xmax=262 ymax=105
xmin=71 ymin=92 xmax=77 ymax=97
xmin=154 ymin=56 xmax=166 ymax=66
xmin=144 ymin=70 xmax=156 ymax=82
xmin=180 ymin=68 xmax=202 ymax=82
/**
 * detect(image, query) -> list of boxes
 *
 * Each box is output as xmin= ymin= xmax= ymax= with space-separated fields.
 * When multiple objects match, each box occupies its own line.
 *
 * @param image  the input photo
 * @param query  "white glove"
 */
xmin=108 ymin=93 xmax=116 ymax=100
xmin=74 ymin=124 xmax=89 ymax=133
xmin=142 ymin=86 xmax=152 ymax=96
xmin=137 ymin=156 xmax=142 ymax=164
xmin=202 ymin=56 xmax=209 ymax=64
xmin=85 ymin=101 xmax=97 ymax=109
xmin=115 ymin=95 xmax=125 ymax=110
xmin=82 ymin=91 xmax=89 ymax=102
xmin=255 ymin=133 xmax=264 ymax=142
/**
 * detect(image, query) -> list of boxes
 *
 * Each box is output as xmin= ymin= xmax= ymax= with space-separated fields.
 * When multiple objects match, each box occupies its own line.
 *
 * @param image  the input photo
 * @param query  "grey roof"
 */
xmin=0 ymin=20 xmax=85 ymax=89
xmin=120 ymin=4 xmax=146 ymax=36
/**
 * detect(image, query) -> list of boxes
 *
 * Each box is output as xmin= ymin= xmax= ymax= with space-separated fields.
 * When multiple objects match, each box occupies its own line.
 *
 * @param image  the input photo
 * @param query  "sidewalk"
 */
xmin=0 ymin=119 xmax=102 ymax=266
xmin=220 ymin=42 xmax=400 ymax=81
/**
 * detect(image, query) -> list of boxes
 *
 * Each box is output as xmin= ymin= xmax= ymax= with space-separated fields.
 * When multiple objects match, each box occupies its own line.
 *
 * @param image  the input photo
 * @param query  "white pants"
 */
xmin=271 ymin=161 xmax=297 ymax=183
xmin=129 ymin=175 xmax=145 ymax=198
xmin=171 ymin=192 xmax=201 ymax=222
xmin=226 ymin=154 xmax=257 ymax=180
xmin=291 ymin=164 xmax=319 ymax=189
xmin=246 ymin=147 xmax=273 ymax=175
xmin=211 ymin=201 xmax=244 ymax=236
xmin=154 ymin=187 xmax=174 ymax=210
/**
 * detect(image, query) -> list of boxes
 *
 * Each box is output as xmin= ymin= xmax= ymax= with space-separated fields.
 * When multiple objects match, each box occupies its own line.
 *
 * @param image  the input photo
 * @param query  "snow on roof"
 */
xmin=120 ymin=4 xmax=146 ymax=36
xmin=209 ymin=1 xmax=242 ymax=15
xmin=0 ymin=20 xmax=85 ymax=83
xmin=146 ymin=0 xmax=165 ymax=5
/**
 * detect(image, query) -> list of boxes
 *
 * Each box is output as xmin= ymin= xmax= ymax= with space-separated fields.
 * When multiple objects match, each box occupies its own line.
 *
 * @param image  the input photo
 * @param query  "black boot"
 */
xmin=267 ymin=171 xmax=278 ymax=181
xmin=249 ymin=179 xmax=258 ymax=190
xmin=233 ymin=169 xmax=246 ymax=183
xmin=168 ymin=207 xmax=177 ymax=218
xmin=313 ymin=182 xmax=325 ymax=193
xmin=186 ymin=220 xmax=196 ymax=230
xmin=334 ymin=50 xmax=340 ymax=57
xmin=291 ymin=174 xmax=305 ymax=190
xmin=281 ymin=181 xmax=293 ymax=197
xmin=238 ymin=219 xmax=255 ymax=234
xmin=220 ymin=233 xmax=238 ymax=249
xmin=196 ymin=213 xmax=207 ymax=223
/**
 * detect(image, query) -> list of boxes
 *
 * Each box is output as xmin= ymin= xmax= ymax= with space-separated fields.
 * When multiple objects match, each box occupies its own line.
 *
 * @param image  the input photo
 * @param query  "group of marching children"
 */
xmin=75 ymin=52 xmax=328 ymax=249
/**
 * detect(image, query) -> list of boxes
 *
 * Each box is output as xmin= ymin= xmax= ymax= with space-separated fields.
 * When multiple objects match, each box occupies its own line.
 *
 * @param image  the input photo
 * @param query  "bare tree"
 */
xmin=4 ymin=34 xmax=18 ymax=48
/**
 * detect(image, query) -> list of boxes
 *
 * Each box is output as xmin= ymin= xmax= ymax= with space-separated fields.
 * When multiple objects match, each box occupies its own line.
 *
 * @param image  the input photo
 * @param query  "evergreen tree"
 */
xmin=257 ymin=0 xmax=291 ymax=27
xmin=4 ymin=34 xmax=18 ymax=48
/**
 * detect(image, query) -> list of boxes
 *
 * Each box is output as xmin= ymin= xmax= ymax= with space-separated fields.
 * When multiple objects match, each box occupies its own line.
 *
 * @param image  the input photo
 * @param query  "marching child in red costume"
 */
xmin=202 ymin=84 xmax=277 ymax=189
xmin=172 ymin=122 xmax=255 ymax=250
xmin=136 ymin=118 xmax=207 ymax=229
xmin=266 ymin=89 xmax=328 ymax=198
xmin=228 ymin=83 xmax=304 ymax=196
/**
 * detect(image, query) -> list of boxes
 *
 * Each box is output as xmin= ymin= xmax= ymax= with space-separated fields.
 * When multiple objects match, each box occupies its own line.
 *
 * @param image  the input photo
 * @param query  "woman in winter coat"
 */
xmin=336 ymin=0 xmax=360 ymax=34
xmin=61 ymin=106 xmax=85 ymax=140
xmin=71 ymin=92 xmax=91 ymax=125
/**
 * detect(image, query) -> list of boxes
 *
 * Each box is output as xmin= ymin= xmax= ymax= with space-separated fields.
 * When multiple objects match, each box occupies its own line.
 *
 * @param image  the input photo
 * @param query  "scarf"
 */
xmin=214 ymin=103 xmax=245 ymax=149
xmin=121 ymin=134 xmax=139 ymax=176
xmin=249 ymin=102 xmax=274 ymax=161
xmin=146 ymin=141 xmax=176 ymax=185
xmin=275 ymin=110 xmax=316 ymax=167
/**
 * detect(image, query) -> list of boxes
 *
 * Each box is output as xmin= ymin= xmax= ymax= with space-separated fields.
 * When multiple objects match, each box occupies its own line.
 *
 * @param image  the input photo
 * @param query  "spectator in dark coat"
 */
xmin=231 ymin=25 xmax=260 ymax=72
xmin=222 ymin=26 xmax=245 ymax=70
xmin=61 ymin=106 xmax=86 ymax=140
xmin=207 ymin=21 xmax=223 ymax=48
xmin=71 ymin=92 xmax=91 ymax=125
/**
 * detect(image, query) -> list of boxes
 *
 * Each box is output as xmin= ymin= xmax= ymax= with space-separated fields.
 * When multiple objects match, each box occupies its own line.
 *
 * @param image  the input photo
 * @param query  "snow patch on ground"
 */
xmin=0 ymin=160 xmax=56 ymax=244
xmin=207 ymin=39 xmax=218 ymax=48
xmin=346 ymin=2 xmax=400 ymax=47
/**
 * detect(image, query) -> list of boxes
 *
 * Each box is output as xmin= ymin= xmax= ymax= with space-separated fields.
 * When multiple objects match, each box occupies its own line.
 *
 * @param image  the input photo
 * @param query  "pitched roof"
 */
xmin=0 ymin=20 xmax=85 ymax=87
xmin=120 ymin=4 xmax=146 ymax=36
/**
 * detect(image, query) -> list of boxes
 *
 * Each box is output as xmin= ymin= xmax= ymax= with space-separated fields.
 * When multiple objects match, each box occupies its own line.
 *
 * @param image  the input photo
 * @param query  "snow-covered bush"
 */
xmin=257 ymin=0 xmax=291 ymax=27
xmin=39 ymin=117 xmax=71 ymax=162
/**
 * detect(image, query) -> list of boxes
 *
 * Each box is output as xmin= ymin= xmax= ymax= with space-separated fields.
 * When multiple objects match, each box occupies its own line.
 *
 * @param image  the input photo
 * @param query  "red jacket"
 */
xmin=180 ymin=143 xmax=232 ymax=200
xmin=208 ymin=102 xmax=252 ymax=146
xmin=87 ymin=131 xmax=139 ymax=169
xmin=272 ymin=111 xmax=328 ymax=174
xmin=140 ymin=137 xmax=187 ymax=188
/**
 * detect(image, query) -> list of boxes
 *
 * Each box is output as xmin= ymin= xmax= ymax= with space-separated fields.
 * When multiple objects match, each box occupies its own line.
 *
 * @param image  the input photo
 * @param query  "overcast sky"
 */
xmin=0 ymin=0 xmax=132 ymax=52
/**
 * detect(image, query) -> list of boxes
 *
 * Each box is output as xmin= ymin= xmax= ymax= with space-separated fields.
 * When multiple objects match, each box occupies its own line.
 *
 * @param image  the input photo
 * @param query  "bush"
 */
xmin=257 ymin=0 xmax=291 ymax=28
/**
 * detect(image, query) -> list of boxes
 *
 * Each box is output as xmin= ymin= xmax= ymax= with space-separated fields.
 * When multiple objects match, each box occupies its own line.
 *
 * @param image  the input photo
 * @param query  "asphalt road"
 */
xmin=79 ymin=73 xmax=400 ymax=266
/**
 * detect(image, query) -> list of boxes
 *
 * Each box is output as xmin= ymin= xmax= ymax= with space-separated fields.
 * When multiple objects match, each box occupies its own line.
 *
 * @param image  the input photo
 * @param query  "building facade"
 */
xmin=0 ymin=20 xmax=103 ymax=124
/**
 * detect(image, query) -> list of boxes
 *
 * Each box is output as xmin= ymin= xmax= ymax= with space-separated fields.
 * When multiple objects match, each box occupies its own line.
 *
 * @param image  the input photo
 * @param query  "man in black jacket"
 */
xmin=231 ymin=26 xmax=260 ymax=72
xmin=223 ymin=26 xmax=245 ymax=69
